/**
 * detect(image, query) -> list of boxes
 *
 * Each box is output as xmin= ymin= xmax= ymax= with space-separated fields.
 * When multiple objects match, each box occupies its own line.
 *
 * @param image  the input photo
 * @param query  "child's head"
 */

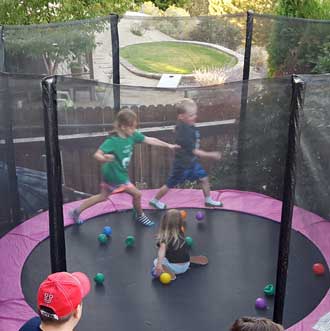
xmin=230 ymin=317 xmax=284 ymax=331
xmin=157 ymin=209 xmax=185 ymax=248
xmin=175 ymin=98 xmax=198 ymax=125
xmin=115 ymin=108 xmax=138 ymax=136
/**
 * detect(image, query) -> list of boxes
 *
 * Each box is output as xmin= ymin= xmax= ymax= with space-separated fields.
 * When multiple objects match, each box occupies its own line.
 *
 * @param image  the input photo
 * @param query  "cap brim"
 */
xmin=72 ymin=272 xmax=91 ymax=298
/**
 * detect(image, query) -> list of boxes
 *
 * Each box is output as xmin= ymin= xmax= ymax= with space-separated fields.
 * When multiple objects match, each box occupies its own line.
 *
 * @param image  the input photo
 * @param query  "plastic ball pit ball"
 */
xmin=98 ymin=233 xmax=108 ymax=244
xmin=264 ymin=284 xmax=275 ymax=296
xmin=159 ymin=272 xmax=172 ymax=285
xmin=125 ymin=235 xmax=135 ymax=247
xmin=180 ymin=210 xmax=187 ymax=219
xmin=94 ymin=273 xmax=105 ymax=284
xmin=195 ymin=211 xmax=204 ymax=221
xmin=255 ymin=297 xmax=267 ymax=310
xmin=313 ymin=263 xmax=325 ymax=276
xmin=185 ymin=236 xmax=193 ymax=247
xmin=103 ymin=226 xmax=112 ymax=237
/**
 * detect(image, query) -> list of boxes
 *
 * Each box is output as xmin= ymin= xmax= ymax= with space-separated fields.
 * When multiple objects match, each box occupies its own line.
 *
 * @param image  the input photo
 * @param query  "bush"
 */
xmin=140 ymin=1 xmax=163 ymax=16
xmin=129 ymin=23 xmax=146 ymax=36
xmin=188 ymin=18 xmax=242 ymax=50
xmin=193 ymin=67 xmax=229 ymax=86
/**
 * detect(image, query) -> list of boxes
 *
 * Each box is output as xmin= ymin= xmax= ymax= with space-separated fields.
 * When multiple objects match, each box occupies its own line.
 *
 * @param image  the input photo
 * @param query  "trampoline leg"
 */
xmin=190 ymin=256 xmax=208 ymax=266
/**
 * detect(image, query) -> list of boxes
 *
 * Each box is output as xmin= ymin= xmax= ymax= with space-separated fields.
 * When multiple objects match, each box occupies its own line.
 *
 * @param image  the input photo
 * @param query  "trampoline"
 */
xmin=1 ymin=189 xmax=330 ymax=331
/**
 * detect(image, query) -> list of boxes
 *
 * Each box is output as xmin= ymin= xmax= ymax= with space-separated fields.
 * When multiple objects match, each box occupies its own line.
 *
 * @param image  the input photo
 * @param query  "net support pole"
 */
xmin=2 ymin=74 xmax=21 ymax=223
xmin=42 ymin=76 xmax=67 ymax=273
xmin=110 ymin=14 xmax=120 ymax=112
xmin=237 ymin=10 xmax=254 ymax=189
xmin=273 ymin=75 xmax=305 ymax=324
xmin=0 ymin=26 xmax=5 ymax=72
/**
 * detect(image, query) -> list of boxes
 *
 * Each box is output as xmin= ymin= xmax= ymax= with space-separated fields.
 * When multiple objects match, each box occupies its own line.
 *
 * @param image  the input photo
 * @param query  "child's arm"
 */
xmin=94 ymin=149 xmax=115 ymax=163
xmin=143 ymin=136 xmax=179 ymax=150
xmin=193 ymin=149 xmax=221 ymax=160
xmin=155 ymin=243 xmax=166 ymax=276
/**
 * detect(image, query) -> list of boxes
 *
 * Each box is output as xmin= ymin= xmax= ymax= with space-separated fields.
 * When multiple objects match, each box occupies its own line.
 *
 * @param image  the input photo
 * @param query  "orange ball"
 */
xmin=180 ymin=210 xmax=187 ymax=219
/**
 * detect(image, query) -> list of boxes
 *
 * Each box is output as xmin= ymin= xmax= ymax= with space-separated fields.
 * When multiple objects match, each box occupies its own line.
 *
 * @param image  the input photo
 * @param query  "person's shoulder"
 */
xmin=19 ymin=316 xmax=41 ymax=331
xmin=132 ymin=130 xmax=145 ymax=142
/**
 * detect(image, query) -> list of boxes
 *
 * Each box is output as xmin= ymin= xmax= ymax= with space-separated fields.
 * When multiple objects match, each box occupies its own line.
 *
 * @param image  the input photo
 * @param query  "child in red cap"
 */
xmin=19 ymin=271 xmax=90 ymax=331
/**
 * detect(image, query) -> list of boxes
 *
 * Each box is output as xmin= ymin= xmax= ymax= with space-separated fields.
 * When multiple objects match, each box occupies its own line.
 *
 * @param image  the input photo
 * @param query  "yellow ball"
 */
xmin=159 ymin=272 xmax=172 ymax=285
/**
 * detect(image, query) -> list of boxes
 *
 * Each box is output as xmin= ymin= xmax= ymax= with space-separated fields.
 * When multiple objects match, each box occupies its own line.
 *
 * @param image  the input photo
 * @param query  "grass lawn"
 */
xmin=120 ymin=41 xmax=237 ymax=74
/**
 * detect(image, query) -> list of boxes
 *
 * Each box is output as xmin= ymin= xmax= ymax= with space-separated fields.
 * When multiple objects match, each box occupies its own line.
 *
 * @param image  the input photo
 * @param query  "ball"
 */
xmin=263 ymin=284 xmax=275 ymax=296
xmin=180 ymin=210 xmax=187 ymax=219
xmin=195 ymin=211 xmax=204 ymax=221
xmin=98 ymin=233 xmax=108 ymax=244
xmin=94 ymin=273 xmax=105 ymax=285
xmin=255 ymin=297 xmax=267 ymax=310
xmin=125 ymin=235 xmax=135 ymax=247
xmin=313 ymin=263 xmax=325 ymax=276
xmin=103 ymin=226 xmax=112 ymax=237
xmin=159 ymin=272 xmax=172 ymax=285
xmin=185 ymin=236 xmax=193 ymax=247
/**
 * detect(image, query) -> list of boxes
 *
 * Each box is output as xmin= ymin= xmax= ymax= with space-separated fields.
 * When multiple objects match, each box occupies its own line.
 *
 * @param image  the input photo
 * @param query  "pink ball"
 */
xmin=255 ymin=297 xmax=267 ymax=310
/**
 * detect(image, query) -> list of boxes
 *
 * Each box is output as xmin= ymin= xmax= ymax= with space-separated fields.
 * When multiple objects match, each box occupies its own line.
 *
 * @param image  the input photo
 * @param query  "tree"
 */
xmin=0 ymin=0 xmax=136 ymax=74
xmin=147 ymin=0 xmax=191 ymax=11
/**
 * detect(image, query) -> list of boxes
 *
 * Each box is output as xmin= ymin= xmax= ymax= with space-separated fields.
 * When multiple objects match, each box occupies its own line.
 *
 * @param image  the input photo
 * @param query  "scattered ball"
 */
xmin=263 ymin=284 xmax=275 ymax=296
xmin=103 ymin=226 xmax=112 ymax=237
xmin=195 ymin=211 xmax=205 ymax=221
xmin=125 ymin=235 xmax=135 ymax=247
xmin=94 ymin=273 xmax=105 ymax=285
xmin=185 ymin=236 xmax=193 ymax=247
xmin=255 ymin=297 xmax=267 ymax=310
xmin=180 ymin=210 xmax=187 ymax=219
xmin=98 ymin=233 xmax=108 ymax=244
xmin=159 ymin=272 xmax=172 ymax=285
xmin=313 ymin=263 xmax=325 ymax=276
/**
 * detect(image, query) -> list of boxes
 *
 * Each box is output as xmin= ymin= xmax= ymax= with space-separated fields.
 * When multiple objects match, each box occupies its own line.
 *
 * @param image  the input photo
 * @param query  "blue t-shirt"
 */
xmin=19 ymin=317 xmax=42 ymax=331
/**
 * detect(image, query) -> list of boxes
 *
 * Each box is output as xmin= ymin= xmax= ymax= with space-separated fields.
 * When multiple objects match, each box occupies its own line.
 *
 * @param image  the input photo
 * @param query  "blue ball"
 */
xmin=103 ymin=226 xmax=112 ymax=237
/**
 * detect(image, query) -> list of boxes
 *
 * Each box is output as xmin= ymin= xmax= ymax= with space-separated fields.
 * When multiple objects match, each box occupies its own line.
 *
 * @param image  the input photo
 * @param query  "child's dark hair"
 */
xmin=230 ymin=317 xmax=283 ymax=331
xmin=39 ymin=306 xmax=72 ymax=325
xmin=175 ymin=98 xmax=197 ymax=115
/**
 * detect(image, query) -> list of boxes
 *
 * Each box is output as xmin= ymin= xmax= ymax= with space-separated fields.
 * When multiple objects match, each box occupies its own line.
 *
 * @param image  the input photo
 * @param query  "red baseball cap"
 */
xmin=37 ymin=272 xmax=91 ymax=320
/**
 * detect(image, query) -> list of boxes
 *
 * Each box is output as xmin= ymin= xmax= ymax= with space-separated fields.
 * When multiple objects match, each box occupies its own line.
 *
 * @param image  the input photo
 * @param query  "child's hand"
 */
xmin=103 ymin=154 xmax=115 ymax=162
xmin=210 ymin=151 xmax=222 ymax=160
xmin=168 ymin=144 xmax=180 ymax=150
xmin=155 ymin=263 xmax=164 ymax=276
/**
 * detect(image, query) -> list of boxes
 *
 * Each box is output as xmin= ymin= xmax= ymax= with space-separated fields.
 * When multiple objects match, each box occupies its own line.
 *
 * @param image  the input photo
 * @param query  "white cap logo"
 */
xmin=44 ymin=293 xmax=54 ymax=304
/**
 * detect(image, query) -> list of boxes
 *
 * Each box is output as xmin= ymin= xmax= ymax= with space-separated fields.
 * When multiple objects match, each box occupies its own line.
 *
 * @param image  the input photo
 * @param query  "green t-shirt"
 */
xmin=99 ymin=131 xmax=145 ymax=184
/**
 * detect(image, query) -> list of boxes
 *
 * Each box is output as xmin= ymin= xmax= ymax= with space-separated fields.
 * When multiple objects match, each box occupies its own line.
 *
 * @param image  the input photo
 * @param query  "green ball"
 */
xmin=94 ymin=273 xmax=105 ymax=284
xmin=125 ymin=235 xmax=135 ymax=247
xmin=185 ymin=236 xmax=193 ymax=247
xmin=98 ymin=233 xmax=108 ymax=244
xmin=264 ymin=284 xmax=275 ymax=296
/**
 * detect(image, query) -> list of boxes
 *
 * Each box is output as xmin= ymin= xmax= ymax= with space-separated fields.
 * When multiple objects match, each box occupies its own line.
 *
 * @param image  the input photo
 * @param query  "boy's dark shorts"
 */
xmin=167 ymin=161 xmax=208 ymax=188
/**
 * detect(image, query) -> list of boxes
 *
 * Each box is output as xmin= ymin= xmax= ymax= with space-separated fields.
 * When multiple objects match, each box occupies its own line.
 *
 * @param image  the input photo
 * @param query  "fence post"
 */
xmin=42 ymin=76 xmax=67 ymax=273
xmin=273 ymin=75 xmax=305 ymax=324
xmin=237 ymin=10 xmax=254 ymax=189
xmin=110 ymin=14 xmax=120 ymax=112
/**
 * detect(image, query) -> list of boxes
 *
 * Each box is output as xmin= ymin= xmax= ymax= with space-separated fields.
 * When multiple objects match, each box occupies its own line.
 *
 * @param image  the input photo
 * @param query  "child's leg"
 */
xmin=70 ymin=188 xmax=109 ymax=224
xmin=200 ymin=176 xmax=223 ymax=207
xmin=162 ymin=265 xmax=176 ymax=280
xmin=125 ymin=185 xmax=154 ymax=226
xmin=190 ymin=255 xmax=208 ymax=265
xmin=149 ymin=185 xmax=169 ymax=209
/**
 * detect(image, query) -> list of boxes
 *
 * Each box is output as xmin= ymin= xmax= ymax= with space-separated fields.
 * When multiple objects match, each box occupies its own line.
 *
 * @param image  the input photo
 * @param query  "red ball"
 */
xmin=313 ymin=263 xmax=325 ymax=276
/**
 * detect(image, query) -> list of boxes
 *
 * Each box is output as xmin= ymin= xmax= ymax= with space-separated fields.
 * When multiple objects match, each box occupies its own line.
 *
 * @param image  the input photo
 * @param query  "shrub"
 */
xmin=193 ymin=67 xmax=229 ymax=86
xmin=129 ymin=23 xmax=146 ymax=36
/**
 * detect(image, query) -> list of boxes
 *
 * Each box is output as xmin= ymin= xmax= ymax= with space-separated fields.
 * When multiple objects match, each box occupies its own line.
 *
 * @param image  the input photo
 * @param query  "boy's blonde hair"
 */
xmin=230 ymin=317 xmax=284 ymax=331
xmin=115 ymin=108 xmax=137 ymax=129
xmin=156 ymin=209 xmax=185 ymax=249
xmin=175 ymin=98 xmax=197 ymax=115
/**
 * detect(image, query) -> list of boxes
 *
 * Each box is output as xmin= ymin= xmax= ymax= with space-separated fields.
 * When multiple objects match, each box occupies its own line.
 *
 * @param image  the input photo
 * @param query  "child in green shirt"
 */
xmin=69 ymin=109 xmax=178 ymax=226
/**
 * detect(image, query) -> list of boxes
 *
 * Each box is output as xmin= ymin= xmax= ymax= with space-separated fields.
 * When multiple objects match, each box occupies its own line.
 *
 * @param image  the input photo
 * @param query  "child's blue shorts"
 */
xmin=167 ymin=160 xmax=208 ymax=188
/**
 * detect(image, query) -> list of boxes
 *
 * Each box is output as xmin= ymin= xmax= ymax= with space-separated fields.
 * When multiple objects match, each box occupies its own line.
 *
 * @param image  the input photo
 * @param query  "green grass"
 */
xmin=120 ymin=41 xmax=237 ymax=74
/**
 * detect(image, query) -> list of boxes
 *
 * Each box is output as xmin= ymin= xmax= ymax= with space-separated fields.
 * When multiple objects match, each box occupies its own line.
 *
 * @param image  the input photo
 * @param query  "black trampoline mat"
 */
xmin=22 ymin=209 xmax=330 ymax=331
